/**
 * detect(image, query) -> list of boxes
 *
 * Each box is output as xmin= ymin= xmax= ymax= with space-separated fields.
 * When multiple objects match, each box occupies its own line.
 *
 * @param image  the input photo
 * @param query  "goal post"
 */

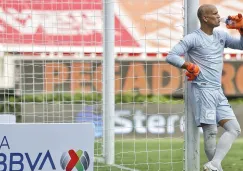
xmin=184 ymin=0 xmax=200 ymax=170
xmin=103 ymin=0 xmax=115 ymax=165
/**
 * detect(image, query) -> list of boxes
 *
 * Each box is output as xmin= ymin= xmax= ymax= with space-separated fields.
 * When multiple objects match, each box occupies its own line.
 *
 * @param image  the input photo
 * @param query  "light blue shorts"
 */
xmin=191 ymin=84 xmax=236 ymax=127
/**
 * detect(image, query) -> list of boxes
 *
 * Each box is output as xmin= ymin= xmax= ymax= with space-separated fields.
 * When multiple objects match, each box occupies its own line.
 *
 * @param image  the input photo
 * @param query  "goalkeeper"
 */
xmin=166 ymin=4 xmax=242 ymax=171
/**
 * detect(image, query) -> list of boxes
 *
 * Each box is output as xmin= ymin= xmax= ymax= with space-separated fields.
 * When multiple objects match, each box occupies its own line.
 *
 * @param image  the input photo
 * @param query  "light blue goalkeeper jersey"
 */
xmin=166 ymin=29 xmax=243 ymax=89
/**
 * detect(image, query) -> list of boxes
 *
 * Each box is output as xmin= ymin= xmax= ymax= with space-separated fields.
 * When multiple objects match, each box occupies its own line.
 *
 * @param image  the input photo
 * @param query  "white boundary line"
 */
xmin=2 ymin=45 xmax=243 ymax=54
xmin=113 ymin=164 xmax=140 ymax=171
xmin=95 ymin=157 xmax=140 ymax=171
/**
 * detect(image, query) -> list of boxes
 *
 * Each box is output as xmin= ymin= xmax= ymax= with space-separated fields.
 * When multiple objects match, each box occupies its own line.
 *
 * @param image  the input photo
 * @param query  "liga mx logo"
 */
xmin=60 ymin=149 xmax=90 ymax=171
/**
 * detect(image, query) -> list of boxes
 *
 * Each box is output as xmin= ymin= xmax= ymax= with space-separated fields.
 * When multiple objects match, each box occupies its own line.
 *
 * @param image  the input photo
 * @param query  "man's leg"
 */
xmin=202 ymin=124 xmax=217 ymax=161
xmin=210 ymin=119 xmax=241 ymax=169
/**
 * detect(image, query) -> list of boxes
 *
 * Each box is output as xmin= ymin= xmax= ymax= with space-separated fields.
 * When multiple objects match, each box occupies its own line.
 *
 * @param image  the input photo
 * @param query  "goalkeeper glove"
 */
xmin=185 ymin=71 xmax=196 ymax=81
xmin=186 ymin=63 xmax=200 ymax=76
xmin=185 ymin=63 xmax=200 ymax=81
xmin=225 ymin=13 xmax=243 ymax=35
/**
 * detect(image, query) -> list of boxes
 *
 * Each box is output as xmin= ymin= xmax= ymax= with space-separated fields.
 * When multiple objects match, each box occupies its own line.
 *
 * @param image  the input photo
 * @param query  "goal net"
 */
xmin=0 ymin=0 xmax=187 ymax=170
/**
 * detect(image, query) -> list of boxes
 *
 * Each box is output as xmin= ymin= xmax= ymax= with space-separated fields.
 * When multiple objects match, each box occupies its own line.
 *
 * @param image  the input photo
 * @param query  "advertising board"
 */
xmin=0 ymin=123 xmax=94 ymax=171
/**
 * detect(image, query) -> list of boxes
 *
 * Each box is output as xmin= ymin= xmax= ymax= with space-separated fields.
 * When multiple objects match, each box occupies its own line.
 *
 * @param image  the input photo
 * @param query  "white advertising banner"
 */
xmin=0 ymin=123 xmax=94 ymax=171
xmin=0 ymin=115 xmax=16 ymax=124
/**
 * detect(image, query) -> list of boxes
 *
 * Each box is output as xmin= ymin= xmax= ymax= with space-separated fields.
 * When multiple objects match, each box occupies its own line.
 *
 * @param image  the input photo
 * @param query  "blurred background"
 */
xmin=0 ymin=0 xmax=242 ymax=170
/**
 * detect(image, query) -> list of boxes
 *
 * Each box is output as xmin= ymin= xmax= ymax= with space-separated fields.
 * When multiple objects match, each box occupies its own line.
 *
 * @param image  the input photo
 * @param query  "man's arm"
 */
xmin=166 ymin=34 xmax=195 ymax=68
xmin=166 ymin=42 xmax=187 ymax=68
xmin=225 ymin=32 xmax=243 ymax=50
xmin=181 ymin=61 xmax=192 ymax=70
xmin=166 ymin=50 xmax=191 ymax=69
xmin=166 ymin=34 xmax=200 ymax=80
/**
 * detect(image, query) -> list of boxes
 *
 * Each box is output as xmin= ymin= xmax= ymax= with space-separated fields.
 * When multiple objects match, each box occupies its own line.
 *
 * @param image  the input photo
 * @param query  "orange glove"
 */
xmin=186 ymin=63 xmax=200 ymax=76
xmin=226 ymin=13 xmax=243 ymax=35
xmin=226 ymin=13 xmax=243 ymax=29
xmin=185 ymin=63 xmax=200 ymax=81
xmin=185 ymin=71 xmax=196 ymax=81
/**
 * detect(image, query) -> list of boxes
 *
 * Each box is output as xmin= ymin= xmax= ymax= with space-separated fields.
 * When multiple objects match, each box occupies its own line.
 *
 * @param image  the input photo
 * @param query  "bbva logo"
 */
xmin=60 ymin=149 xmax=90 ymax=171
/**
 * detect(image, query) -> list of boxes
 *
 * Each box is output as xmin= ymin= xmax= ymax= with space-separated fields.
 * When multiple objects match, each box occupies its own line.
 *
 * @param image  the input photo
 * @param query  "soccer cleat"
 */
xmin=203 ymin=162 xmax=218 ymax=171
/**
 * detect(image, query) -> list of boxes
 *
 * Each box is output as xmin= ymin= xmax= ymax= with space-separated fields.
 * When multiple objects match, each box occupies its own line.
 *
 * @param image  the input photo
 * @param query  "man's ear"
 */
xmin=203 ymin=16 xmax=207 ymax=22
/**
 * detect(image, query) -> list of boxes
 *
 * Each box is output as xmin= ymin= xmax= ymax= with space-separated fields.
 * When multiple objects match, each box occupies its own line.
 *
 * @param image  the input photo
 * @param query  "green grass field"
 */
xmin=94 ymin=138 xmax=243 ymax=171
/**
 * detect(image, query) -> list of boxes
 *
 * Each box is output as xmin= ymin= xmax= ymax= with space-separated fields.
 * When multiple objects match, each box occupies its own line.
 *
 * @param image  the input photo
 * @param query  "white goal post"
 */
xmin=184 ymin=0 xmax=200 ymax=170
xmin=103 ymin=0 xmax=115 ymax=165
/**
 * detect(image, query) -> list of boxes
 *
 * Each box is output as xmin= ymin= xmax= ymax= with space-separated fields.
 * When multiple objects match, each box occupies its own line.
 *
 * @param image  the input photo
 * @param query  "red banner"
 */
xmin=0 ymin=0 xmax=139 ymax=47
xmin=0 ymin=0 xmax=243 ymax=51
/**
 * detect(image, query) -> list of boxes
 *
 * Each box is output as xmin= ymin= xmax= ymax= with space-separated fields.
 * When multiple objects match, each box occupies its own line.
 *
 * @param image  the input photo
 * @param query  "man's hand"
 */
xmin=226 ymin=13 xmax=243 ymax=35
xmin=186 ymin=63 xmax=200 ymax=76
xmin=181 ymin=62 xmax=200 ymax=81
xmin=185 ymin=71 xmax=196 ymax=81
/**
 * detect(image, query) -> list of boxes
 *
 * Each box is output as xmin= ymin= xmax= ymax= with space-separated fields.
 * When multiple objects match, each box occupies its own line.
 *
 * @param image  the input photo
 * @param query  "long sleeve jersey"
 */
xmin=166 ymin=29 xmax=243 ymax=89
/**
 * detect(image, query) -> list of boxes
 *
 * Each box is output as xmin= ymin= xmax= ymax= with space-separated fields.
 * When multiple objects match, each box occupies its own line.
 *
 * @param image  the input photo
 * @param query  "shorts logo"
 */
xmin=61 ymin=149 xmax=90 ymax=171
xmin=206 ymin=110 xmax=216 ymax=120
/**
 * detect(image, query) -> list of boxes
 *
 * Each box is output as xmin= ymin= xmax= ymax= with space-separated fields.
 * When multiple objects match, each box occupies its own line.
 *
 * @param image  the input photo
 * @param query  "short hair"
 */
xmin=197 ymin=6 xmax=204 ymax=21
xmin=197 ymin=4 xmax=215 ymax=21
